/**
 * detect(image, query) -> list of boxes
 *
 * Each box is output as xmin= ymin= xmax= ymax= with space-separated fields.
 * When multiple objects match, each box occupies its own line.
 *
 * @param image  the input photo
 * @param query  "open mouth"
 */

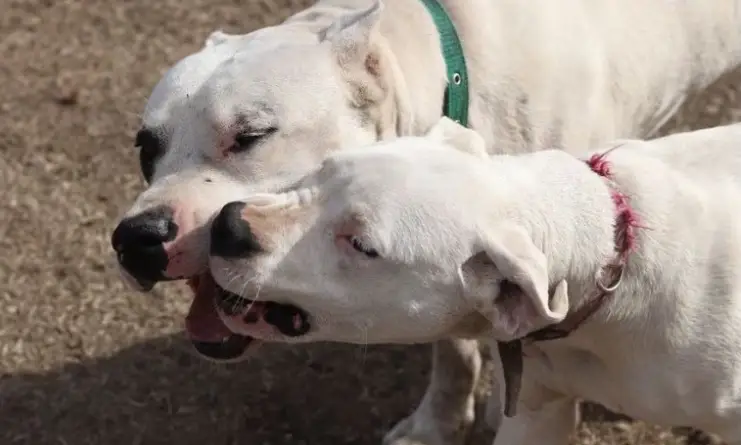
xmin=185 ymin=273 xmax=254 ymax=361
xmin=185 ymin=272 xmax=310 ymax=361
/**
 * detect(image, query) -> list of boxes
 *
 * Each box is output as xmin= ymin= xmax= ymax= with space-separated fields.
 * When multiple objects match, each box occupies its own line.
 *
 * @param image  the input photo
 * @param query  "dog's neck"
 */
xmin=376 ymin=0 xmax=452 ymax=135
xmin=290 ymin=1 xmax=450 ymax=136
xmin=481 ymin=149 xmax=625 ymax=308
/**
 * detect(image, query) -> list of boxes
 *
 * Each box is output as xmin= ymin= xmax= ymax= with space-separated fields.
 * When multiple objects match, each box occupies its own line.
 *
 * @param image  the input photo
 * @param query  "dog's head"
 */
xmin=110 ymin=1 xmax=422 ymax=360
xmin=205 ymin=118 xmax=569 ymax=346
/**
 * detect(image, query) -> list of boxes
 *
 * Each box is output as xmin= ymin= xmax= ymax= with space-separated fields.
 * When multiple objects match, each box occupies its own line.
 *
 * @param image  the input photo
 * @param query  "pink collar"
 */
xmin=498 ymin=146 xmax=642 ymax=418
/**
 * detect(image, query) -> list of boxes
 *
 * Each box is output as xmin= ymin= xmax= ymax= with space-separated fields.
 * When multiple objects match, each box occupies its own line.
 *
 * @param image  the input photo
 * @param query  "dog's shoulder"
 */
xmin=643 ymin=123 xmax=741 ymax=183
xmin=599 ymin=124 xmax=741 ymax=185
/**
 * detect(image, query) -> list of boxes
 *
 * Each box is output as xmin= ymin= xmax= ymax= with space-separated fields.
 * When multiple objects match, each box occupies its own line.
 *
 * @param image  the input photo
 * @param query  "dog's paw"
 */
xmin=382 ymin=399 xmax=475 ymax=445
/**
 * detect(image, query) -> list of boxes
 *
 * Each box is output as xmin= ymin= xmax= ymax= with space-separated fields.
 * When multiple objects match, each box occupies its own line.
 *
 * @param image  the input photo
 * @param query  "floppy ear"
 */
xmin=321 ymin=0 xmax=384 ymax=67
xmin=322 ymin=1 xmax=414 ymax=139
xmin=426 ymin=117 xmax=488 ymax=158
xmin=459 ymin=225 xmax=569 ymax=341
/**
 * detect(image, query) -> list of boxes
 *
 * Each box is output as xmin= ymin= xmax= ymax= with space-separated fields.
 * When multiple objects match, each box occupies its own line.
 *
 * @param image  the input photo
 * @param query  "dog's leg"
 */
xmin=484 ymin=382 xmax=504 ymax=431
xmin=383 ymin=338 xmax=482 ymax=445
xmin=491 ymin=384 xmax=576 ymax=445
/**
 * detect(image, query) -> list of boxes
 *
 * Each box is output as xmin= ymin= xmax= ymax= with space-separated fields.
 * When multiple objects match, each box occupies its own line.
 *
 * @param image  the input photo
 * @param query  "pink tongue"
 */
xmin=185 ymin=274 xmax=233 ymax=342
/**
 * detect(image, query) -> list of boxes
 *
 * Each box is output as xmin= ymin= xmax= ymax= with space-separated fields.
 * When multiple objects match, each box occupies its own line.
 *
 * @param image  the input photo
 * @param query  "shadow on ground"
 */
xmin=1 ymin=336 xmax=439 ymax=445
xmin=1 ymin=332 xmax=720 ymax=445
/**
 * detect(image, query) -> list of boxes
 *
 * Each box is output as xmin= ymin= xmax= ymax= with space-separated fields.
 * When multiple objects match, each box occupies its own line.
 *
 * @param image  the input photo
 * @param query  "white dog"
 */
xmin=207 ymin=118 xmax=741 ymax=445
xmin=111 ymin=0 xmax=741 ymax=442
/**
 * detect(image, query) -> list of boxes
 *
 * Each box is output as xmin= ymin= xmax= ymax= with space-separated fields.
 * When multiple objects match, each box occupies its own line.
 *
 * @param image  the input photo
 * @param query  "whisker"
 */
xmin=232 ymin=276 xmax=259 ymax=313
xmin=245 ymin=284 xmax=263 ymax=314
xmin=352 ymin=320 xmax=370 ymax=367
xmin=360 ymin=326 xmax=368 ymax=366
xmin=210 ymin=268 xmax=257 ymax=314
xmin=223 ymin=270 xmax=248 ymax=312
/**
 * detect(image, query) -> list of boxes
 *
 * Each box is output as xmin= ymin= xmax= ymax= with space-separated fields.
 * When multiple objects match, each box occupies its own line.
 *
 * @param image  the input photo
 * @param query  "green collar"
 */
xmin=419 ymin=0 xmax=470 ymax=127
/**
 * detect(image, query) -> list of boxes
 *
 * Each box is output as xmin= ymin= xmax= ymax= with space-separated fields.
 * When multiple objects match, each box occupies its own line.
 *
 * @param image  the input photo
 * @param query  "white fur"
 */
xmin=115 ymin=0 xmax=741 ymax=443
xmin=209 ymin=119 xmax=741 ymax=444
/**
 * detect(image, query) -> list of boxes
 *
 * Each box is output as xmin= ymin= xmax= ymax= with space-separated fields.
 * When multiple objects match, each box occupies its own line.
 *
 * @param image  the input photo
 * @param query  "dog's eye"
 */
xmin=348 ymin=235 xmax=380 ymax=258
xmin=135 ymin=128 xmax=164 ymax=183
xmin=229 ymin=128 xmax=277 ymax=154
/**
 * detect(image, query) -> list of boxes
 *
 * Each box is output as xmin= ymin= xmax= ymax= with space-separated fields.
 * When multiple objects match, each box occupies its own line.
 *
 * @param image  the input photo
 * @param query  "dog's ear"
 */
xmin=426 ymin=117 xmax=488 ymax=158
xmin=321 ymin=1 xmax=411 ymax=139
xmin=321 ymin=1 xmax=384 ymax=67
xmin=204 ymin=30 xmax=232 ymax=48
xmin=459 ymin=225 xmax=569 ymax=340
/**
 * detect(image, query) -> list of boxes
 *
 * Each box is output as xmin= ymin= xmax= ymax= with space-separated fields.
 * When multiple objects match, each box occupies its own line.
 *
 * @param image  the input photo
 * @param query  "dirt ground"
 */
xmin=1 ymin=1 xmax=741 ymax=444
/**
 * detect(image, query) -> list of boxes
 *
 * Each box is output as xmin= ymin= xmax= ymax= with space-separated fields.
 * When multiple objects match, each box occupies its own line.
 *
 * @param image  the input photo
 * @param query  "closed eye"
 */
xmin=347 ymin=235 xmax=380 ymax=258
xmin=229 ymin=128 xmax=277 ymax=154
xmin=135 ymin=128 xmax=164 ymax=183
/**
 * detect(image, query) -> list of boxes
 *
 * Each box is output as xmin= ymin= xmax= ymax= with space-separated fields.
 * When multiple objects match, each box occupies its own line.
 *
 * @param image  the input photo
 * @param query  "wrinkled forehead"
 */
xmin=142 ymin=42 xmax=241 ymax=129
xmin=307 ymin=143 xmax=480 ymax=262
xmin=141 ymin=25 xmax=338 ymax=132
xmin=196 ymin=44 xmax=342 ymax=129
xmin=318 ymin=140 xmax=476 ymax=184
xmin=311 ymin=141 xmax=478 ymax=215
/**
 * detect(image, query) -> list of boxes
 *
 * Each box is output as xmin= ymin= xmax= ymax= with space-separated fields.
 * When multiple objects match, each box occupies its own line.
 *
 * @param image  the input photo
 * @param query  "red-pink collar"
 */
xmin=498 ymin=146 xmax=642 ymax=418
xmin=586 ymin=149 xmax=640 ymax=264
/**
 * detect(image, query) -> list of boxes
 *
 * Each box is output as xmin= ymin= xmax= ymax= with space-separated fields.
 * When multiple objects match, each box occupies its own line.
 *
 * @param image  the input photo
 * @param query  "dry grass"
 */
xmin=0 ymin=1 xmax=740 ymax=444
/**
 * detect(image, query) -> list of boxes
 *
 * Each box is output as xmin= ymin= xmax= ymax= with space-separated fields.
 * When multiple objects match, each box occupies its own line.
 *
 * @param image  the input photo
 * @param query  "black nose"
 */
xmin=210 ymin=201 xmax=263 ymax=259
xmin=111 ymin=205 xmax=178 ymax=284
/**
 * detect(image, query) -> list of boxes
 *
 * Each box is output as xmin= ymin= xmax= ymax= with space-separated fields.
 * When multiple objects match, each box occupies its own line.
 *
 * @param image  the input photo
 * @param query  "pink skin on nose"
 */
xmin=161 ymin=205 xmax=210 ymax=279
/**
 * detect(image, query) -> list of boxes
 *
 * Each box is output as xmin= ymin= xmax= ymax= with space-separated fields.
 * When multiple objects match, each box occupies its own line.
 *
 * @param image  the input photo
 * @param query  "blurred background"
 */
xmin=1 ymin=1 xmax=740 ymax=444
